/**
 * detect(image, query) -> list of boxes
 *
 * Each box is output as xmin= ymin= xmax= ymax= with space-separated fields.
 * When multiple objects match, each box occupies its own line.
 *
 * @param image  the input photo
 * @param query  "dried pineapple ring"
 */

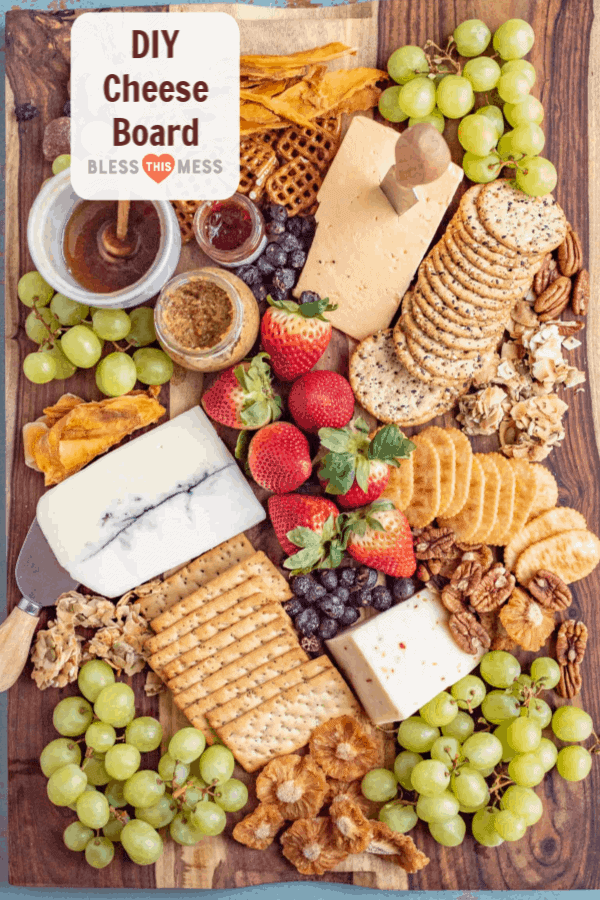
xmin=309 ymin=715 xmax=378 ymax=781
xmin=499 ymin=587 xmax=555 ymax=652
xmin=366 ymin=822 xmax=430 ymax=874
xmin=256 ymin=755 xmax=327 ymax=821
xmin=233 ymin=803 xmax=285 ymax=850
xmin=281 ymin=817 xmax=348 ymax=876
xmin=329 ymin=795 xmax=373 ymax=853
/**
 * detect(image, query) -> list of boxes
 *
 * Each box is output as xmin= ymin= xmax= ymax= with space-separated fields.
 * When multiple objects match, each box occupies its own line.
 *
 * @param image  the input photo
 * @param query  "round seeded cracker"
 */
xmin=431 ymin=245 xmax=522 ymax=307
xmin=421 ymin=258 xmax=507 ymax=319
xmin=442 ymin=231 xmax=531 ymax=291
xmin=394 ymin=325 xmax=465 ymax=387
xmin=408 ymin=290 xmax=498 ymax=352
xmin=399 ymin=309 xmax=480 ymax=360
xmin=415 ymin=275 xmax=503 ymax=333
xmin=477 ymin=179 xmax=568 ymax=256
xmin=404 ymin=433 xmax=441 ymax=528
xmin=451 ymin=223 xmax=541 ymax=278
xmin=405 ymin=330 xmax=482 ymax=384
xmin=460 ymin=185 xmax=522 ymax=258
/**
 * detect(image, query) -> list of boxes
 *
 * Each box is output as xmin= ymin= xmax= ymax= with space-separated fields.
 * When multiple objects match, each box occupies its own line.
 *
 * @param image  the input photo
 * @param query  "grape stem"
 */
xmin=31 ymin=304 xmax=59 ymax=349
xmin=588 ymin=731 xmax=600 ymax=755
xmin=423 ymin=38 xmax=462 ymax=76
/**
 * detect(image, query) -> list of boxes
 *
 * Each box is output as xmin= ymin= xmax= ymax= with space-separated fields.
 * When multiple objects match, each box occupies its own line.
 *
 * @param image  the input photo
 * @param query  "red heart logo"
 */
xmin=142 ymin=154 xmax=175 ymax=184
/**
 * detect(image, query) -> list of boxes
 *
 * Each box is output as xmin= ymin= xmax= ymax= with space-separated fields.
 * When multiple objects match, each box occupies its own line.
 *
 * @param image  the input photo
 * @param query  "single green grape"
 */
xmin=508 ymin=752 xmax=545 ymax=787
xmin=136 ymin=794 xmax=178 ymax=828
xmin=158 ymin=753 xmax=190 ymax=787
xmin=47 ymin=763 xmax=88 ymax=807
xmin=430 ymin=736 xmax=462 ymax=769
xmin=463 ymin=151 xmax=503 ymax=184
xmin=410 ymin=759 xmax=451 ymax=796
xmin=398 ymin=76 xmax=436 ymax=119
xmin=498 ymin=131 xmax=520 ymax=160
xmin=199 ymin=745 xmax=235 ymax=785
xmin=481 ymin=690 xmax=521 ymax=725
xmin=170 ymin=811 xmax=206 ymax=846
xmin=81 ymin=754 xmax=111 ymax=787
xmin=450 ymin=767 xmax=489 ymax=809
xmin=214 ymin=779 xmax=249 ymax=812
xmin=51 ymin=294 xmax=89 ymax=326
xmin=497 ymin=71 xmax=531 ymax=104
xmin=476 ymin=105 xmax=505 ymax=140
xmin=556 ymin=745 xmax=592 ymax=782
xmin=40 ymin=738 xmax=81 ymax=777
xmin=191 ymin=800 xmax=227 ymax=836
xmin=552 ymin=706 xmax=593 ymax=742
xmin=480 ymin=651 xmax=521 ymax=688
xmin=85 ymin=722 xmax=116 ymax=754
xmin=494 ymin=719 xmax=519 ymax=763
xmin=105 ymin=743 xmax=142 ymax=781
xmin=507 ymin=717 xmax=542 ymax=753
xmin=501 ymin=785 xmax=543 ymax=825
xmin=105 ymin=779 xmax=128 ymax=809
xmin=416 ymin=790 xmax=459 ymax=824
xmin=504 ymin=96 xmax=544 ymax=127
xmin=23 ymin=350 xmax=56 ymax=384
xmin=361 ymin=768 xmax=398 ymax=802
xmin=458 ymin=114 xmax=498 ymax=157
xmin=121 ymin=819 xmax=163 ymax=864
xmin=18 ymin=271 xmax=54 ymax=308
xmin=436 ymin=75 xmax=474 ymax=118
xmin=52 ymin=154 xmax=72 ymax=175
xmin=103 ymin=812 xmax=130 ymax=842
xmin=133 ymin=348 xmax=174 ymax=385
xmin=393 ymin=751 xmax=423 ymax=790
xmin=96 ymin=352 xmax=138 ymax=397
xmin=378 ymin=86 xmax=409 ymax=123
xmin=408 ymin=109 xmax=445 ymax=134
xmin=128 ymin=307 xmax=157 ymax=346
xmin=522 ymin=698 xmax=552 ymax=730
xmin=78 ymin=660 xmax=115 ymax=703
xmin=429 ymin=814 xmax=466 ymax=847
xmin=92 ymin=309 xmax=132 ymax=341
xmin=46 ymin=344 xmax=77 ymax=379
xmin=61 ymin=325 xmax=102 ymax=368
xmin=53 ymin=696 xmax=94 ymax=737
xmin=457 ymin=789 xmax=490 ymax=815
xmin=167 ymin=727 xmax=206 ymax=764
xmin=453 ymin=19 xmax=491 ymax=56
xmin=516 ymin=156 xmax=557 ymax=196
xmin=420 ymin=692 xmax=458 ymax=727
xmin=379 ymin=803 xmax=418 ymax=833
xmin=397 ymin=717 xmax=440 ymax=753
xmin=530 ymin=657 xmax=561 ymax=690
xmin=501 ymin=59 xmax=536 ymax=88
xmin=451 ymin=675 xmax=486 ymax=711
xmin=511 ymin=122 xmax=545 ymax=156
xmin=67 ymin=784 xmax=97 ymax=812
xmin=463 ymin=57 xmax=501 ymax=93
xmin=493 ymin=808 xmax=527 ymax=841
xmin=85 ymin=836 xmax=114 ymax=869
xmin=493 ymin=19 xmax=535 ymax=60
xmin=25 ymin=308 xmax=61 ymax=345
xmin=472 ymin=807 xmax=504 ymax=847
xmin=94 ymin=682 xmax=135 ymax=728
xmin=77 ymin=789 xmax=110 ymax=829
xmin=534 ymin=737 xmax=558 ymax=773
xmin=441 ymin=710 xmax=474 ymax=742
xmin=387 ymin=45 xmax=429 ymax=84
xmin=123 ymin=770 xmax=165 ymax=809
xmin=64 ymin=821 xmax=95 ymax=852
xmin=125 ymin=717 xmax=163 ymax=753
xmin=462 ymin=732 xmax=503 ymax=770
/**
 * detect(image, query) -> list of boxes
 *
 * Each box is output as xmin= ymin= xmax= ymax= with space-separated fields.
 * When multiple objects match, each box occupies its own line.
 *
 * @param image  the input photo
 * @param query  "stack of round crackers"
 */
xmin=350 ymin=179 xmax=568 ymax=428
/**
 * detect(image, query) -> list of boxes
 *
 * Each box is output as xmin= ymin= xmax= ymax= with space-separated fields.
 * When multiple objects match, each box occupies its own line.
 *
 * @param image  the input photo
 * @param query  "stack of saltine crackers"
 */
xmin=140 ymin=535 xmax=362 ymax=772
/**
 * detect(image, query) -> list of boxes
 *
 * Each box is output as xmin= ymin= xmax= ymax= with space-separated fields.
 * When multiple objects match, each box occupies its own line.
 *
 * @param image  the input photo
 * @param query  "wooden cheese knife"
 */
xmin=380 ymin=122 xmax=452 ymax=216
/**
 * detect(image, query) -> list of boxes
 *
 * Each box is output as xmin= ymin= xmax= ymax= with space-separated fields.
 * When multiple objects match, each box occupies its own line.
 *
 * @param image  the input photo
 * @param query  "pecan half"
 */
xmin=533 ymin=255 xmax=559 ymax=296
xmin=556 ymin=619 xmax=588 ymax=666
xmin=460 ymin=545 xmax=494 ymax=573
xmin=469 ymin=563 xmax=516 ymax=613
xmin=441 ymin=584 xmax=467 ymax=615
xmin=414 ymin=526 xmax=457 ymax=560
xmin=571 ymin=268 xmax=589 ymax=316
xmin=556 ymin=320 xmax=585 ymax=337
xmin=450 ymin=560 xmax=483 ymax=597
xmin=557 ymin=665 xmax=582 ymax=699
xmin=557 ymin=227 xmax=583 ymax=277
xmin=527 ymin=569 xmax=572 ymax=611
xmin=448 ymin=610 xmax=491 ymax=656
xmin=534 ymin=275 xmax=572 ymax=321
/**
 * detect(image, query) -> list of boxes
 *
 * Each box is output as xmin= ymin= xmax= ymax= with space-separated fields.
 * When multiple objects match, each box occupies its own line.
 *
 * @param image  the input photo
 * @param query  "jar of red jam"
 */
xmin=193 ymin=193 xmax=267 ymax=268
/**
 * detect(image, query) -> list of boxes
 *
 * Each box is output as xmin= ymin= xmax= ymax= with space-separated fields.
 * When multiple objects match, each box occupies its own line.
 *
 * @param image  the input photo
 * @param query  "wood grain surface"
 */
xmin=4 ymin=0 xmax=599 ymax=890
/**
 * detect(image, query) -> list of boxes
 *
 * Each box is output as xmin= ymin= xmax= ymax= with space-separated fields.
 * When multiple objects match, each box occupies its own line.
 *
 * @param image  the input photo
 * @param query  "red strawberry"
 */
xmin=247 ymin=422 xmax=312 ymax=493
xmin=341 ymin=503 xmax=416 ymax=578
xmin=201 ymin=352 xmax=281 ymax=430
xmin=268 ymin=493 xmax=340 ymax=564
xmin=260 ymin=295 xmax=337 ymax=381
xmin=288 ymin=370 xmax=355 ymax=433
xmin=318 ymin=419 xmax=415 ymax=509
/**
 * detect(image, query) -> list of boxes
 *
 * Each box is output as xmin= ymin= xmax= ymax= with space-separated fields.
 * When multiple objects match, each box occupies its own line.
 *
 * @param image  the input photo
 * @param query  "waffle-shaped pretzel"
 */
xmin=265 ymin=159 xmax=322 ymax=216
xmin=276 ymin=122 xmax=339 ymax=173
xmin=239 ymin=138 xmax=279 ymax=202
xmin=315 ymin=116 xmax=342 ymax=142
xmin=171 ymin=200 xmax=202 ymax=244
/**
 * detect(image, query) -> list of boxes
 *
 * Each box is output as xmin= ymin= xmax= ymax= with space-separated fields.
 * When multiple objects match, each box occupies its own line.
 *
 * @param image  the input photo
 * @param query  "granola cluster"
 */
xmin=233 ymin=715 xmax=429 ymax=875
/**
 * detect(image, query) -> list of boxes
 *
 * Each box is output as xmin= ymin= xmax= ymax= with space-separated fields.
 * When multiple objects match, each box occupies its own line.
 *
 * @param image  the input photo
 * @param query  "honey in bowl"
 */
xmin=63 ymin=200 xmax=161 ymax=293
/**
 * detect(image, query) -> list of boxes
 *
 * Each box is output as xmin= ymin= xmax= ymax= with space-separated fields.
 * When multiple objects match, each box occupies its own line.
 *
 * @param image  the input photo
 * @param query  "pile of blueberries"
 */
xmin=283 ymin=565 xmax=419 ymax=655
xmin=236 ymin=204 xmax=318 ymax=304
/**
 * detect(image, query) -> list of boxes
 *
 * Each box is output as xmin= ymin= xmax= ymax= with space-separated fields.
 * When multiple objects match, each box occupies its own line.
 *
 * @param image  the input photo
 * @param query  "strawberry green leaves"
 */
xmin=337 ymin=500 xmax=395 ymax=541
xmin=369 ymin=425 xmax=416 ymax=466
xmin=318 ymin=420 xmax=415 ymax=495
xmin=233 ymin=352 xmax=282 ymax=428
xmin=266 ymin=295 xmax=338 ymax=322
xmin=283 ymin=514 xmax=344 ymax=574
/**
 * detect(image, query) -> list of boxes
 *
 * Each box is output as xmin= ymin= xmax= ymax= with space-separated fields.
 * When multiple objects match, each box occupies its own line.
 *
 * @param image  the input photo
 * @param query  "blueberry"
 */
xmin=349 ymin=587 xmax=372 ymax=608
xmin=14 ymin=102 xmax=39 ymax=122
xmin=371 ymin=586 xmax=393 ymax=612
xmin=299 ymin=290 xmax=321 ymax=305
xmin=272 ymin=267 xmax=296 ymax=292
xmin=278 ymin=233 xmax=303 ymax=254
xmin=319 ymin=595 xmax=345 ymax=619
xmin=63 ymin=100 xmax=71 ymax=117
xmin=319 ymin=570 xmax=338 ymax=592
xmin=305 ymin=583 xmax=327 ymax=604
xmin=339 ymin=568 xmax=357 ymax=587
xmin=238 ymin=265 xmax=261 ymax=286
xmin=291 ymin=574 xmax=315 ymax=597
xmin=265 ymin=243 xmax=288 ymax=267
xmin=339 ymin=606 xmax=360 ymax=626
xmin=252 ymin=282 xmax=268 ymax=302
xmin=267 ymin=220 xmax=286 ymax=238
xmin=318 ymin=617 xmax=339 ymax=640
xmin=336 ymin=586 xmax=350 ymax=603
xmin=268 ymin=204 xmax=288 ymax=224
xmin=392 ymin=577 xmax=418 ymax=603
xmin=283 ymin=597 xmax=305 ymax=618
xmin=257 ymin=256 xmax=275 ymax=277
xmin=286 ymin=217 xmax=304 ymax=237
xmin=356 ymin=566 xmax=378 ymax=590
xmin=289 ymin=249 xmax=307 ymax=270
xmin=300 ymin=215 xmax=316 ymax=236
xmin=300 ymin=634 xmax=323 ymax=655
xmin=295 ymin=607 xmax=320 ymax=636
xmin=269 ymin=286 xmax=289 ymax=303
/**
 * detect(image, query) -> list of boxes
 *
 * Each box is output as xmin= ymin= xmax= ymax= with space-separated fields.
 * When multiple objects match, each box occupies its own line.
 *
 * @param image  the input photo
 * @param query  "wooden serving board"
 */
xmin=5 ymin=0 xmax=600 ymax=890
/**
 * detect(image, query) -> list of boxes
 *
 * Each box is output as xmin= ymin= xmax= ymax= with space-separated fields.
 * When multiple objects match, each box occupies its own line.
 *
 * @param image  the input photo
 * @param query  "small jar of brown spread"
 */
xmin=193 ymin=194 xmax=267 ymax=267
xmin=154 ymin=267 xmax=260 ymax=373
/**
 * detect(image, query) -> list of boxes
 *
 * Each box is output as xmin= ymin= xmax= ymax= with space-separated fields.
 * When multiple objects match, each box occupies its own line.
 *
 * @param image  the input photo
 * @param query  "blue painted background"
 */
xmin=0 ymin=1 xmax=596 ymax=898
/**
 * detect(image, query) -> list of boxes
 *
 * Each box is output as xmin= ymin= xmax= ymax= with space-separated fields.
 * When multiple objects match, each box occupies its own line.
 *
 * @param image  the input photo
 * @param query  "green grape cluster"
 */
xmin=360 ymin=651 xmax=596 ymax=849
xmin=379 ymin=18 xmax=557 ymax=197
xmin=17 ymin=269 xmax=173 ymax=394
xmin=40 ymin=661 xmax=247 ymax=870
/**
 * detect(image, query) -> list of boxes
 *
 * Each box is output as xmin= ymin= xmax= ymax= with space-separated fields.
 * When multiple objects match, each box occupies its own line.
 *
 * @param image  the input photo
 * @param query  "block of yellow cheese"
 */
xmin=294 ymin=116 xmax=463 ymax=341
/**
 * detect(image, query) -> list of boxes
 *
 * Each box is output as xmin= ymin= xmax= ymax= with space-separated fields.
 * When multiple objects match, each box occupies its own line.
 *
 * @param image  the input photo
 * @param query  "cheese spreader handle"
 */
xmin=0 ymin=600 xmax=41 ymax=691
xmin=393 ymin=123 xmax=451 ymax=189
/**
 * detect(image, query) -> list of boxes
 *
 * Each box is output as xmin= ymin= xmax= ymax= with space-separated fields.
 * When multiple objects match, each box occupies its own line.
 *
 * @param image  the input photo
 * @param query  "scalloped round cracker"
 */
xmin=418 ymin=426 xmax=457 ymax=517
xmin=477 ymin=179 xmax=568 ymax=256
xmin=399 ymin=309 xmax=480 ymax=361
xmin=408 ymin=291 xmax=496 ymax=353
xmin=528 ymin=465 xmax=559 ymax=521
xmin=514 ymin=529 xmax=600 ymax=585
xmin=470 ymin=454 xmax=501 ymax=544
xmin=404 ymin=434 xmax=441 ymax=528
xmin=506 ymin=459 xmax=537 ymax=537
xmin=485 ymin=453 xmax=516 ymax=546
xmin=441 ymin=428 xmax=473 ymax=519
xmin=438 ymin=455 xmax=485 ymax=542
xmin=380 ymin=452 xmax=414 ymax=511
xmin=504 ymin=506 xmax=588 ymax=573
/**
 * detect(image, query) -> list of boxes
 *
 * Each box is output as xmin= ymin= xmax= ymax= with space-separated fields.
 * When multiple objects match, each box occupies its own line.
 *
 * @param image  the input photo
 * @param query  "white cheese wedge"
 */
xmin=326 ymin=586 xmax=483 ymax=724
xmin=294 ymin=116 xmax=463 ymax=341
xmin=36 ymin=407 xmax=265 ymax=598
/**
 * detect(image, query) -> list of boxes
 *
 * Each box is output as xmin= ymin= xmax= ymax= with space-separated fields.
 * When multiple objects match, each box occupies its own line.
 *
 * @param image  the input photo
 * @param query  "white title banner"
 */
xmin=71 ymin=11 xmax=240 ymax=200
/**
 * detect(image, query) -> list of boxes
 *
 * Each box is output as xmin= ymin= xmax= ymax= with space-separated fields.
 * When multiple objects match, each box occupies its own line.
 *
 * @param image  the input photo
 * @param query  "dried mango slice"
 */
xmin=240 ymin=42 xmax=355 ymax=78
